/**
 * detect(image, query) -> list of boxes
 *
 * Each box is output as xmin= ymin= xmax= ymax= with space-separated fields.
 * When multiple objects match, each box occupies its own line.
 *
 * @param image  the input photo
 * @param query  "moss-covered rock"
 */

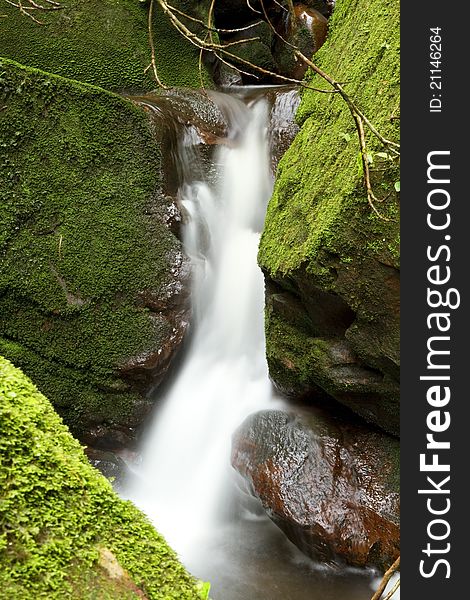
xmin=0 ymin=0 xmax=211 ymax=91
xmin=258 ymin=0 xmax=400 ymax=435
xmin=0 ymin=355 xmax=209 ymax=599
xmin=0 ymin=59 xmax=190 ymax=444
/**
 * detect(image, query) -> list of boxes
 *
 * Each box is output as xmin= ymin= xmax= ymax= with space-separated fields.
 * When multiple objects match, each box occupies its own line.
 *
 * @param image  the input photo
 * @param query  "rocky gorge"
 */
xmin=0 ymin=0 xmax=400 ymax=598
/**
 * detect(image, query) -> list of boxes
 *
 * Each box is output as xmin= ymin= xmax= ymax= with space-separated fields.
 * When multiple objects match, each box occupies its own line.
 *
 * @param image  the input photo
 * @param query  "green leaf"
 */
xmin=196 ymin=580 xmax=211 ymax=600
xmin=366 ymin=152 xmax=374 ymax=165
xmin=375 ymin=151 xmax=389 ymax=159
xmin=394 ymin=180 xmax=400 ymax=192
xmin=339 ymin=132 xmax=351 ymax=142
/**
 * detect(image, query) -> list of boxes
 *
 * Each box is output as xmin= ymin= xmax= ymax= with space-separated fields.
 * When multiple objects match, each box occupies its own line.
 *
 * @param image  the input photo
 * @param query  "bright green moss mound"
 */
xmin=0 ymin=59 xmax=180 ymax=434
xmin=0 ymin=0 xmax=210 ymax=91
xmin=259 ymin=0 xmax=400 ymax=275
xmin=0 ymin=356 xmax=209 ymax=599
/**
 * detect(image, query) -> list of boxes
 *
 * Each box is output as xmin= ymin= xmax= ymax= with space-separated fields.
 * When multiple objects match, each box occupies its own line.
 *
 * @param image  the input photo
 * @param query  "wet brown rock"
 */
xmin=120 ymin=254 xmax=192 ymax=393
xmin=273 ymin=5 xmax=328 ymax=80
xmin=232 ymin=408 xmax=400 ymax=569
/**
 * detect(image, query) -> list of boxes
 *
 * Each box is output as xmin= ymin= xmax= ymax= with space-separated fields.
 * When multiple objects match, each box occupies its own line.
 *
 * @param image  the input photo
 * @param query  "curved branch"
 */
xmin=296 ymin=50 xmax=400 ymax=154
xmin=3 ymin=0 xmax=63 ymax=24
xmin=167 ymin=2 xmax=263 ymax=34
xmin=382 ymin=578 xmax=400 ymax=600
xmin=371 ymin=557 xmax=400 ymax=600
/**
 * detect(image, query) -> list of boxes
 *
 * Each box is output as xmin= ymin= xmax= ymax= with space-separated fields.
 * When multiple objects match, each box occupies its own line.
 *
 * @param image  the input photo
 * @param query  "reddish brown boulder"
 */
xmin=232 ymin=408 xmax=400 ymax=569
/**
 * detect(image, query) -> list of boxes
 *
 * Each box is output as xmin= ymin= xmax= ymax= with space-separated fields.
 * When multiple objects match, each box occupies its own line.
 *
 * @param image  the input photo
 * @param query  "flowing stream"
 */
xmin=124 ymin=90 xmax=378 ymax=599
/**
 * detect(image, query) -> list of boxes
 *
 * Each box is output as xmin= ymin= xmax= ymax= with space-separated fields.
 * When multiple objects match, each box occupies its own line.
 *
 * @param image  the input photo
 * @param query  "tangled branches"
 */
xmin=149 ymin=0 xmax=399 ymax=219
xmin=3 ymin=0 xmax=63 ymax=24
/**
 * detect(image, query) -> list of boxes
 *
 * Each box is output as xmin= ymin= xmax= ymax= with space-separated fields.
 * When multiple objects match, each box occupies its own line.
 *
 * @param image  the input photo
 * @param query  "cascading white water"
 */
xmin=126 ymin=94 xmax=281 ymax=561
xmin=124 ymin=90 xmax=382 ymax=600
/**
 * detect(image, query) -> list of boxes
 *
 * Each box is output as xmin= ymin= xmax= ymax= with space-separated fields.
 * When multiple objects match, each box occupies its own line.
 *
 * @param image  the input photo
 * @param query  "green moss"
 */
xmin=259 ymin=0 xmax=400 ymax=276
xmin=0 ymin=0 xmax=211 ymax=91
xmin=0 ymin=59 xmax=180 ymax=434
xmin=0 ymin=356 xmax=209 ymax=599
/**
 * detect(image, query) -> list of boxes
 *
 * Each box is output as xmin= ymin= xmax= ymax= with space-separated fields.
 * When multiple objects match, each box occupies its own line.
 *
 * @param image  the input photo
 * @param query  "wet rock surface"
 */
xmin=264 ymin=259 xmax=400 ymax=435
xmin=85 ymin=447 xmax=130 ymax=490
xmin=273 ymin=5 xmax=328 ymax=80
xmin=232 ymin=408 xmax=400 ymax=569
xmin=265 ymin=86 xmax=301 ymax=172
xmin=132 ymin=89 xmax=230 ymax=143
xmin=213 ymin=1 xmax=333 ymax=84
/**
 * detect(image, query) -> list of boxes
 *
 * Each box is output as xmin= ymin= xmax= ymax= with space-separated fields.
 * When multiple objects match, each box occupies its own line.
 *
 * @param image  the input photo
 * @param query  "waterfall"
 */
xmin=123 ymin=90 xmax=379 ymax=600
xmin=126 ymin=93 xmax=280 ymax=561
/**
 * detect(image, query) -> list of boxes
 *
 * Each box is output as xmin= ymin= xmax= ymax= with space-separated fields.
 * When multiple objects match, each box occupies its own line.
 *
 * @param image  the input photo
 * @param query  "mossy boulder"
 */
xmin=232 ymin=407 xmax=400 ymax=569
xmin=0 ymin=59 xmax=191 ymax=445
xmin=0 ymin=355 xmax=209 ymax=599
xmin=258 ymin=0 xmax=400 ymax=435
xmin=0 ymin=0 xmax=211 ymax=91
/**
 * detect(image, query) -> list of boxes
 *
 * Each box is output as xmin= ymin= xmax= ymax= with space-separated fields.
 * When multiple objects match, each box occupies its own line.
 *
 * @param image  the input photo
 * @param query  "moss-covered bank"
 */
xmin=0 ymin=0 xmax=211 ymax=91
xmin=0 ymin=356 xmax=209 ymax=599
xmin=0 ymin=59 xmax=187 ymax=441
xmin=258 ymin=0 xmax=400 ymax=434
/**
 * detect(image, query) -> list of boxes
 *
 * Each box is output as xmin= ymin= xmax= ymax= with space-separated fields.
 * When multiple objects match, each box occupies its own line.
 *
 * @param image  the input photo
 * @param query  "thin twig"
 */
xmin=211 ymin=35 xmax=262 ymax=48
xmin=167 ymin=3 xmax=263 ymax=34
xmin=5 ymin=0 xmax=43 ymax=23
xmin=382 ymin=578 xmax=400 ymax=600
xmin=26 ymin=0 xmax=62 ymax=9
xmin=215 ymin=50 xmax=260 ymax=80
xmin=296 ymin=50 xmax=400 ymax=154
xmin=246 ymin=0 xmax=262 ymax=15
xmin=4 ymin=0 xmax=63 ymax=23
xmin=198 ymin=44 xmax=206 ymax=90
xmin=272 ymin=0 xmax=288 ymax=13
xmin=354 ymin=110 xmax=388 ymax=219
xmin=371 ymin=557 xmax=400 ymax=600
xmin=147 ymin=0 xmax=167 ymax=88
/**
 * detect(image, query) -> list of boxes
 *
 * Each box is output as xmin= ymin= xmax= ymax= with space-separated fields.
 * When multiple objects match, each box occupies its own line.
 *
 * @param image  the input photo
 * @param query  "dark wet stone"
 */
xmin=85 ymin=447 xmax=130 ymax=490
xmin=232 ymin=408 xmax=400 ymax=569
xmin=273 ymin=5 xmax=328 ymax=79
xmin=266 ymin=86 xmax=301 ymax=172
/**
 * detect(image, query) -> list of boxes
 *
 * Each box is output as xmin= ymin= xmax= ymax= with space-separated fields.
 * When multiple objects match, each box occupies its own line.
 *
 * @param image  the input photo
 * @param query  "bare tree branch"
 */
xmin=354 ymin=108 xmax=388 ymax=219
xmin=3 ymin=0 xmax=63 ymax=24
xmin=382 ymin=578 xmax=400 ymax=600
xmin=146 ymin=0 xmax=168 ymax=88
xmin=246 ymin=0 xmax=262 ymax=16
xmin=371 ymin=557 xmax=400 ymax=600
xmin=296 ymin=50 xmax=400 ymax=154
xmin=167 ymin=2 xmax=264 ymax=34
xmin=149 ymin=0 xmax=399 ymax=217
